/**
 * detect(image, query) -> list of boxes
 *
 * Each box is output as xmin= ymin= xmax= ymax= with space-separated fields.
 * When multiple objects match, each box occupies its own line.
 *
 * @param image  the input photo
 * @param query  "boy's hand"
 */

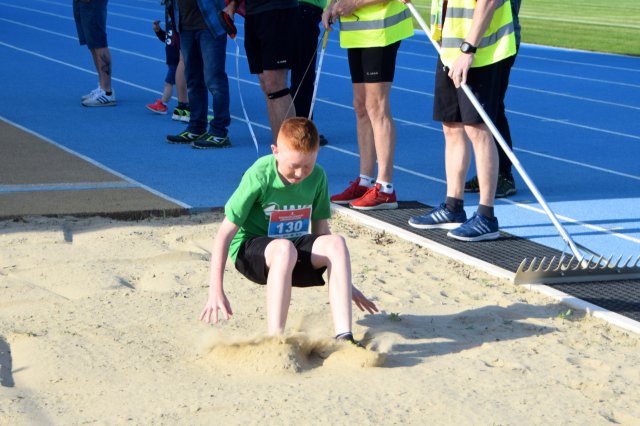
xmin=352 ymin=286 xmax=379 ymax=314
xmin=199 ymin=291 xmax=233 ymax=324
xmin=152 ymin=20 xmax=161 ymax=32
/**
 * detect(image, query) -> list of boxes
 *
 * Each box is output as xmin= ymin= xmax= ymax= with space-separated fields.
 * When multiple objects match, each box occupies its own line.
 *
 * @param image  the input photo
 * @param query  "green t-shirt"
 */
xmin=299 ymin=0 xmax=327 ymax=8
xmin=225 ymin=154 xmax=331 ymax=262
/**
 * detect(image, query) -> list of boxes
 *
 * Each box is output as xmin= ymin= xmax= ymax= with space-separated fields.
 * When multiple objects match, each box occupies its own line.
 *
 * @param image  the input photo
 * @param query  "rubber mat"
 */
xmin=357 ymin=201 xmax=640 ymax=323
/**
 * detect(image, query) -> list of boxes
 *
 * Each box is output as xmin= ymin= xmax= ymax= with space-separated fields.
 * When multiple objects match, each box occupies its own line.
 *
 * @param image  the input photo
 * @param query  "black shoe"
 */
xmin=191 ymin=133 xmax=231 ymax=149
xmin=319 ymin=134 xmax=329 ymax=146
xmin=166 ymin=130 xmax=202 ymax=144
xmin=464 ymin=175 xmax=480 ymax=193
xmin=495 ymin=174 xmax=517 ymax=198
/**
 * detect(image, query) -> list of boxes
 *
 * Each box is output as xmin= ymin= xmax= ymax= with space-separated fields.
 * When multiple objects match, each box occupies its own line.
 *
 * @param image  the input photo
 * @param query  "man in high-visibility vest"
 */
xmin=408 ymin=0 xmax=517 ymax=242
xmin=324 ymin=0 xmax=414 ymax=210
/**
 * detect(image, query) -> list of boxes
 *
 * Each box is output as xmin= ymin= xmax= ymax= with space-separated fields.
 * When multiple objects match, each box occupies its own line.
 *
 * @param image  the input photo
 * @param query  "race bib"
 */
xmin=268 ymin=207 xmax=311 ymax=239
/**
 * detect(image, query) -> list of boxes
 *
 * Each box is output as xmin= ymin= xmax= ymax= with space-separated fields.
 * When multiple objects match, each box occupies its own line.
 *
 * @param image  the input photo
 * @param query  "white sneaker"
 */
xmin=81 ymin=84 xmax=101 ymax=101
xmin=82 ymin=88 xmax=116 ymax=107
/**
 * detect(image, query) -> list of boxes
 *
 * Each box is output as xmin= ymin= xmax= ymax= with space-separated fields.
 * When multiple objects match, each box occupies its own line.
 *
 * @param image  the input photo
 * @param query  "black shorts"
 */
xmin=234 ymin=234 xmax=326 ymax=287
xmin=433 ymin=56 xmax=513 ymax=124
xmin=347 ymin=41 xmax=401 ymax=83
xmin=244 ymin=8 xmax=297 ymax=74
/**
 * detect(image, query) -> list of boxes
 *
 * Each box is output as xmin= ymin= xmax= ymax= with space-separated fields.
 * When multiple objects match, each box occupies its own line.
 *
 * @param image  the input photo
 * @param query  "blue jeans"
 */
xmin=180 ymin=29 xmax=230 ymax=137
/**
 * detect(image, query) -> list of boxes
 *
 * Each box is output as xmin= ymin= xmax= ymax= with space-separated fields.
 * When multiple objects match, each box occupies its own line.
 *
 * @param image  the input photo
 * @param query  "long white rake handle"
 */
xmin=308 ymin=29 xmax=330 ymax=120
xmin=403 ymin=1 xmax=585 ymax=262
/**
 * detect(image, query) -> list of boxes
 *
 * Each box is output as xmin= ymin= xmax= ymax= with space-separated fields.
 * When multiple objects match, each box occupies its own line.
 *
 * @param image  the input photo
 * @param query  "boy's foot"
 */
xmin=319 ymin=134 xmax=329 ymax=146
xmin=495 ymin=174 xmax=517 ymax=198
xmin=330 ymin=179 xmax=369 ymax=205
xmin=191 ymin=133 xmax=231 ymax=149
xmin=172 ymin=107 xmax=189 ymax=122
xmin=146 ymin=99 xmax=168 ymax=114
xmin=447 ymin=213 xmax=500 ymax=242
xmin=81 ymin=89 xmax=116 ymax=107
xmin=81 ymin=85 xmax=101 ymax=101
xmin=408 ymin=203 xmax=467 ymax=229
xmin=166 ymin=130 xmax=203 ymax=144
xmin=335 ymin=332 xmax=364 ymax=348
xmin=350 ymin=184 xmax=398 ymax=211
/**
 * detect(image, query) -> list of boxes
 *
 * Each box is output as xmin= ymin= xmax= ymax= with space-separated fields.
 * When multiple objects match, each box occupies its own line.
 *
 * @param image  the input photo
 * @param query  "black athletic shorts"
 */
xmin=433 ymin=55 xmax=513 ymax=124
xmin=234 ymin=234 xmax=327 ymax=287
xmin=347 ymin=41 xmax=401 ymax=83
xmin=244 ymin=8 xmax=297 ymax=74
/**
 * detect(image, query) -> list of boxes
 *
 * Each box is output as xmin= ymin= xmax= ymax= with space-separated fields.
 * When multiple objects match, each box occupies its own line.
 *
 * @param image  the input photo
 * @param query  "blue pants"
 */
xmin=180 ymin=29 xmax=230 ymax=137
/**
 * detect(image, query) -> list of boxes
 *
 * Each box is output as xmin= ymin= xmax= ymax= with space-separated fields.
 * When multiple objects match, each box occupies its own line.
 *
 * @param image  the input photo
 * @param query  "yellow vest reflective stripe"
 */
xmin=434 ymin=0 xmax=516 ymax=68
xmin=339 ymin=2 xmax=414 ymax=49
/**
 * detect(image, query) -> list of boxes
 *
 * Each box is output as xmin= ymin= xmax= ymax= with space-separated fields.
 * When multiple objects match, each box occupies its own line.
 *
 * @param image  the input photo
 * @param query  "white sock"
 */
xmin=359 ymin=175 xmax=375 ymax=188
xmin=377 ymin=180 xmax=394 ymax=194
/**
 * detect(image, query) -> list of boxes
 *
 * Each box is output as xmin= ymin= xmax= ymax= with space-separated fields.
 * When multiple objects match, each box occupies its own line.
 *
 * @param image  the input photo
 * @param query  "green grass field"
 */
xmin=410 ymin=0 xmax=640 ymax=56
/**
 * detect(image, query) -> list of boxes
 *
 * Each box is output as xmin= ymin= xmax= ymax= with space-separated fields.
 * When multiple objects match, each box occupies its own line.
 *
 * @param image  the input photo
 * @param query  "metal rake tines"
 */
xmin=514 ymin=255 xmax=640 ymax=284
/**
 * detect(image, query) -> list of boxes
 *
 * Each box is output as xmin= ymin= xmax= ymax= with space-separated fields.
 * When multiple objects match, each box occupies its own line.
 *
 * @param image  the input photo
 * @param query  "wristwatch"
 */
xmin=460 ymin=41 xmax=477 ymax=54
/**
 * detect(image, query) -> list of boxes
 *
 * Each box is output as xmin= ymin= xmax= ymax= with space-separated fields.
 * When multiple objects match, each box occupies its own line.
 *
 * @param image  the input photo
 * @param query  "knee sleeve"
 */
xmin=267 ymin=88 xmax=290 ymax=100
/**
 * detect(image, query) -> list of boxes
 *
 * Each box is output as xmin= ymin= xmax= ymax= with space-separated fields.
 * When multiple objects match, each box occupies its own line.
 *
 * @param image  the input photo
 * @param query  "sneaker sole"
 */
xmin=191 ymin=142 xmax=231 ymax=150
xmin=408 ymin=221 xmax=463 ymax=230
xmin=349 ymin=202 xmax=398 ymax=211
xmin=82 ymin=102 xmax=116 ymax=107
xmin=495 ymin=189 xmax=517 ymax=198
xmin=146 ymin=106 xmax=167 ymax=115
xmin=446 ymin=231 xmax=500 ymax=242
xmin=330 ymin=199 xmax=360 ymax=205
xmin=166 ymin=138 xmax=196 ymax=144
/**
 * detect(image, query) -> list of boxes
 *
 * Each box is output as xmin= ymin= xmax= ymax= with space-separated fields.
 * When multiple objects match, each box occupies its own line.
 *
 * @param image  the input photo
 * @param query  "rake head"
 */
xmin=514 ymin=255 xmax=640 ymax=285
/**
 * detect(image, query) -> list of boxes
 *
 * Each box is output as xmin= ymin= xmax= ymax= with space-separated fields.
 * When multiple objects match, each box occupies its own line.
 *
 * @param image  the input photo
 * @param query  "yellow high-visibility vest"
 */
xmin=339 ymin=2 xmax=414 ymax=49
xmin=431 ymin=0 xmax=516 ymax=67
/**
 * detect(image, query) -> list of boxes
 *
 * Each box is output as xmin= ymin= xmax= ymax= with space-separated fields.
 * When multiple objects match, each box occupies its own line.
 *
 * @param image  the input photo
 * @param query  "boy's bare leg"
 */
xmin=176 ymin=53 xmax=188 ymax=104
xmin=264 ymin=239 xmax=297 ymax=335
xmin=310 ymin=235 xmax=353 ymax=335
xmin=161 ymin=82 xmax=173 ymax=104
xmin=352 ymin=83 xmax=377 ymax=178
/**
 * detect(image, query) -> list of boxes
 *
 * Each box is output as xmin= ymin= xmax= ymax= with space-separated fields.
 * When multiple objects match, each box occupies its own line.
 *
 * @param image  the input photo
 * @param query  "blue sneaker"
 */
xmin=408 ymin=203 xmax=467 ymax=229
xmin=447 ymin=213 xmax=500 ymax=242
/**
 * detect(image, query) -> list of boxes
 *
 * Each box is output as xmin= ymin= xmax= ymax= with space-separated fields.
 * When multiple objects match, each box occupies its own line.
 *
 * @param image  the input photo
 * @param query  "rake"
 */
xmin=402 ymin=1 xmax=640 ymax=284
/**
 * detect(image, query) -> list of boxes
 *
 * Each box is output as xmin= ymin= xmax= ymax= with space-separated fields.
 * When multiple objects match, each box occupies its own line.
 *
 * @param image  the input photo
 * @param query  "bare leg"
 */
xmin=352 ymin=83 xmax=376 ymax=178
xmin=364 ymin=82 xmax=395 ymax=183
xmin=161 ymin=82 xmax=173 ymax=104
xmin=310 ymin=235 xmax=353 ymax=335
xmin=260 ymin=69 xmax=295 ymax=143
xmin=264 ymin=239 xmax=297 ymax=335
xmin=92 ymin=47 xmax=112 ymax=92
xmin=176 ymin=52 xmax=188 ymax=104
xmin=443 ymin=122 xmax=472 ymax=200
xmin=465 ymin=123 xmax=498 ymax=206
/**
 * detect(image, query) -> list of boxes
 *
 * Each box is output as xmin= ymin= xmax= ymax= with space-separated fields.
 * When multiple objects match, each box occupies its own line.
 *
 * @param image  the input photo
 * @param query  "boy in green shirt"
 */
xmin=199 ymin=117 xmax=378 ymax=343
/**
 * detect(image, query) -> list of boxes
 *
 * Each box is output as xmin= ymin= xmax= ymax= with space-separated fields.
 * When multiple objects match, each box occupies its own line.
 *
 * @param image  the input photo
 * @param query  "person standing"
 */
xmin=323 ymin=0 xmax=413 ymax=211
xmin=291 ymin=0 xmax=329 ymax=146
xmin=166 ymin=0 xmax=232 ymax=149
xmin=74 ymin=0 xmax=116 ymax=107
xmin=408 ymin=0 xmax=517 ymax=241
xmin=227 ymin=0 xmax=299 ymax=144
xmin=464 ymin=0 xmax=522 ymax=198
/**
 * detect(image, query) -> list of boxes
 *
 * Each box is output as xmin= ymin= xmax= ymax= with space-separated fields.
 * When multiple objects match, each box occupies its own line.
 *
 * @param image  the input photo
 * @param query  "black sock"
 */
xmin=105 ymin=91 xmax=112 ymax=96
xmin=335 ymin=331 xmax=355 ymax=343
xmin=477 ymin=204 xmax=494 ymax=219
xmin=178 ymin=102 xmax=188 ymax=109
xmin=445 ymin=197 xmax=464 ymax=213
